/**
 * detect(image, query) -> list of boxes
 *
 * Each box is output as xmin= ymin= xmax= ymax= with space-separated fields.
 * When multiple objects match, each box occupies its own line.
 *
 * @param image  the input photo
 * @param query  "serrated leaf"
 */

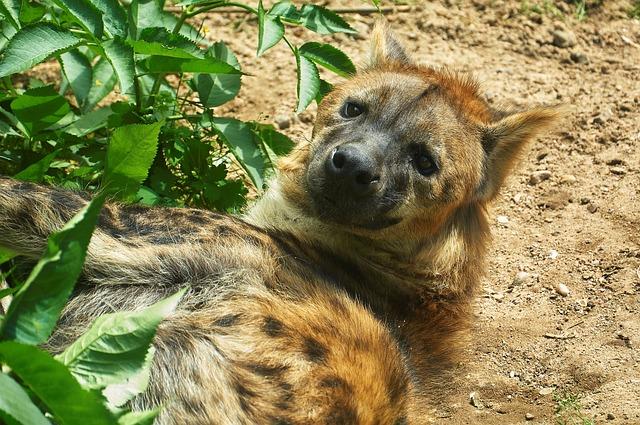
xmin=102 ymin=37 xmax=135 ymax=95
xmin=0 ymin=194 xmax=105 ymax=345
xmin=268 ymin=1 xmax=300 ymax=22
xmin=299 ymin=42 xmax=355 ymax=77
xmin=102 ymin=121 xmax=162 ymax=199
xmin=57 ymin=289 xmax=185 ymax=390
xmin=299 ymin=4 xmax=356 ymax=35
xmin=257 ymin=0 xmax=284 ymax=56
xmin=0 ymin=23 xmax=81 ymax=78
xmin=14 ymin=150 xmax=60 ymax=182
xmin=10 ymin=85 xmax=71 ymax=136
xmin=145 ymin=56 xmax=240 ymax=74
xmin=316 ymin=78 xmax=333 ymax=104
xmin=88 ymin=0 xmax=127 ymax=37
xmin=0 ymin=342 xmax=115 ymax=425
xmin=253 ymin=123 xmax=294 ymax=156
xmin=52 ymin=0 xmax=103 ymax=38
xmin=60 ymin=49 xmax=92 ymax=108
xmin=295 ymin=51 xmax=319 ymax=113
xmin=194 ymin=42 xmax=241 ymax=107
xmin=63 ymin=105 xmax=114 ymax=136
xmin=85 ymin=57 xmax=117 ymax=111
xmin=207 ymin=117 xmax=266 ymax=190
xmin=133 ymin=0 xmax=199 ymax=41
xmin=0 ymin=373 xmax=51 ymax=425
xmin=0 ymin=0 xmax=20 ymax=30
xmin=19 ymin=0 xmax=46 ymax=25
xmin=130 ymin=27 xmax=203 ymax=58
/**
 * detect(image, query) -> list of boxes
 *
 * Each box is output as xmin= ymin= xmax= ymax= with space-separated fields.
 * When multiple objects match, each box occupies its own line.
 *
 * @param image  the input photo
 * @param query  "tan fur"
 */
xmin=0 ymin=21 xmax=562 ymax=424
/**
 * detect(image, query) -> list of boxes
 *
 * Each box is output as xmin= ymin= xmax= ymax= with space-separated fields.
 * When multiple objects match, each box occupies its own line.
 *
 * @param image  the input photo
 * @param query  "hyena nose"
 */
xmin=326 ymin=145 xmax=382 ymax=197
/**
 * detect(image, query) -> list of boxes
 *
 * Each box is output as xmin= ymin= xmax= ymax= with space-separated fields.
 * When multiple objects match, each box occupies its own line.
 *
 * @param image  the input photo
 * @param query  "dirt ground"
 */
xmin=204 ymin=1 xmax=640 ymax=423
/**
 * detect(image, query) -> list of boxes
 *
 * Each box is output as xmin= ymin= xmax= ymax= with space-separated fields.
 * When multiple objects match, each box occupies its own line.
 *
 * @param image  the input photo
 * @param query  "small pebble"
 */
xmin=529 ymin=170 xmax=552 ymax=185
xmin=560 ymin=174 xmax=576 ymax=184
xmin=610 ymin=166 xmax=626 ymax=175
xmin=513 ymin=271 xmax=532 ymax=286
xmin=274 ymin=114 xmax=291 ymax=130
xmin=469 ymin=391 xmax=481 ymax=408
xmin=497 ymin=215 xmax=509 ymax=224
xmin=551 ymin=29 xmax=577 ymax=48
xmin=555 ymin=283 xmax=570 ymax=297
xmin=570 ymin=51 xmax=588 ymax=64
xmin=525 ymin=412 xmax=535 ymax=420
xmin=549 ymin=250 xmax=559 ymax=259
xmin=539 ymin=387 xmax=554 ymax=396
xmin=607 ymin=413 xmax=615 ymax=420
xmin=587 ymin=204 xmax=598 ymax=213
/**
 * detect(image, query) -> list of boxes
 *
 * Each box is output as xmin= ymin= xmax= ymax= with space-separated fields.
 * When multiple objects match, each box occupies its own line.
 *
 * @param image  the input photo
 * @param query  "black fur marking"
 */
xmin=181 ymin=396 xmax=206 ymax=414
xmin=270 ymin=418 xmax=294 ymax=425
xmin=303 ymin=337 xmax=328 ymax=363
xmin=326 ymin=405 xmax=357 ymax=424
xmin=213 ymin=314 xmax=241 ymax=327
xmin=263 ymin=316 xmax=284 ymax=337
xmin=149 ymin=234 xmax=186 ymax=245
xmin=320 ymin=376 xmax=348 ymax=390
xmin=235 ymin=382 xmax=255 ymax=413
xmin=249 ymin=363 xmax=289 ymax=377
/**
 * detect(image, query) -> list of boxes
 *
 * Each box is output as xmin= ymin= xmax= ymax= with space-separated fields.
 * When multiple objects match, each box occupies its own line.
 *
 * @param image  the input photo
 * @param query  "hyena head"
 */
xmin=279 ymin=21 xmax=561 ymax=237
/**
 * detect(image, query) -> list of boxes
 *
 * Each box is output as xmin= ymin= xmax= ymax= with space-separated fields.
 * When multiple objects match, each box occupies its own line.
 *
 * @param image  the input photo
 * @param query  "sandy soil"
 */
xmin=19 ymin=0 xmax=639 ymax=423
xmin=204 ymin=1 xmax=640 ymax=423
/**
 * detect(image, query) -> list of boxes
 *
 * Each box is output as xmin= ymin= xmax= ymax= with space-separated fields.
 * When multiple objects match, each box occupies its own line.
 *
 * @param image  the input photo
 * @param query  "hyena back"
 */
xmin=0 ymin=22 xmax=561 ymax=424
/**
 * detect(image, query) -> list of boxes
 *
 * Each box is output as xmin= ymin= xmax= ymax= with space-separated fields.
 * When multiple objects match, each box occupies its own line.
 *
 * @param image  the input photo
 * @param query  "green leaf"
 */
xmin=295 ymin=51 xmax=320 ymax=113
xmin=299 ymin=4 xmax=356 ymax=35
xmin=0 ymin=373 xmax=51 ymax=425
xmin=85 ymin=57 xmax=117 ymax=112
xmin=18 ymin=0 xmax=46 ymax=25
xmin=51 ymin=0 xmax=103 ymax=38
xmin=316 ymin=78 xmax=333 ymax=104
xmin=0 ymin=0 xmax=20 ymax=30
xmin=57 ymin=289 xmax=185 ymax=390
xmin=136 ymin=27 xmax=203 ymax=58
xmin=1 ymin=194 xmax=105 ymax=345
xmin=14 ymin=150 xmax=60 ymax=182
xmin=102 ymin=122 xmax=162 ymax=199
xmin=257 ymin=0 xmax=284 ymax=56
xmin=117 ymin=409 xmax=160 ymax=425
xmin=299 ymin=42 xmax=355 ymax=77
xmin=194 ymin=42 xmax=241 ymax=108
xmin=0 ymin=23 xmax=81 ymax=78
xmin=60 ymin=49 xmax=92 ymax=108
xmin=0 ymin=342 xmax=115 ymax=425
xmin=207 ymin=117 xmax=266 ymax=190
xmin=253 ymin=123 xmax=294 ymax=156
xmin=0 ymin=249 xmax=16 ymax=265
xmin=133 ymin=0 xmax=198 ymax=41
xmin=88 ymin=0 xmax=127 ymax=38
xmin=102 ymin=346 xmax=153 ymax=405
xmin=10 ymin=86 xmax=71 ymax=136
xmin=145 ymin=56 xmax=240 ymax=74
xmin=63 ymin=105 xmax=114 ymax=136
xmin=129 ymin=40 xmax=197 ymax=59
xmin=102 ymin=38 xmax=135 ymax=95
xmin=268 ymin=1 xmax=301 ymax=22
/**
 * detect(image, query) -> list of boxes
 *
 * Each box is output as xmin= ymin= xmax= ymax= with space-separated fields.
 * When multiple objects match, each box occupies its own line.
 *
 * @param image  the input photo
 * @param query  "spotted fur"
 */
xmin=0 ymin=21 xmax=562 ymax=424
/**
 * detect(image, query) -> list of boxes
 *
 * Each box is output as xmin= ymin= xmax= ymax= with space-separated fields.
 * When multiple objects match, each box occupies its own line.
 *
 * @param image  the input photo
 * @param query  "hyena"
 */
xmin=0 ymin=22 xmax=561 ymax=424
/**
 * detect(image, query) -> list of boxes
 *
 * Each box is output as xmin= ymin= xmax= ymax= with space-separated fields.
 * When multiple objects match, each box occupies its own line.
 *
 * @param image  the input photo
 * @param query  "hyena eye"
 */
xmin=413 ymin=152 xmax=438 ymax=176
xmin=340 ymin=102 xmax=364 ymax=119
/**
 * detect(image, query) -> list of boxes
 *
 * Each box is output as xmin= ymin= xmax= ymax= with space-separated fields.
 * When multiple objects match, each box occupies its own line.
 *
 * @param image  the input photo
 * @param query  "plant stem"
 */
xmin=2 ymin=77 xmax=17 ymax=96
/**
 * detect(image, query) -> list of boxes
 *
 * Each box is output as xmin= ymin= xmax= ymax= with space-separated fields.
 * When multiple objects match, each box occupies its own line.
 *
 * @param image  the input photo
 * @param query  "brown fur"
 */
xmin=0 ymin=21 xmax=562 ymax=424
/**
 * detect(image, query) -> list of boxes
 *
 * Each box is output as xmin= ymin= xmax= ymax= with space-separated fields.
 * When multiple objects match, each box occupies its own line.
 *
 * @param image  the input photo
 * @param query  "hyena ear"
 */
xmin=476 ymin=106 xmax=564 ymax=202
xmin=369 ymin=19 xmax=412 ymax=67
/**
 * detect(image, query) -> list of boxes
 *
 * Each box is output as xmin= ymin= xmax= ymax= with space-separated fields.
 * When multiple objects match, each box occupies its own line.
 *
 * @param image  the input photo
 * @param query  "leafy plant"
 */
xmin=554 ymin=391 xmax=595 ymax=425
xmin=0 ymin=0 xmax=357 ymax=210
xmin=0 ymin=195 xmax=185 ymax=424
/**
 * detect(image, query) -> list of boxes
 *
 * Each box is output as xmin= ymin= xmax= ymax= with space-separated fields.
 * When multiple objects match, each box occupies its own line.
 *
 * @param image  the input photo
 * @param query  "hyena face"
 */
xmin=288 ymin=22 xmax=561 ymax=234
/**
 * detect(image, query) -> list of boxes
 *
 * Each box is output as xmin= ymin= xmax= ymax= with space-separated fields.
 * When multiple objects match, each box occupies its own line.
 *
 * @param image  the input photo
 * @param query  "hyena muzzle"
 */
xmin=0 ymin=21 xmax=562 ymax=425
